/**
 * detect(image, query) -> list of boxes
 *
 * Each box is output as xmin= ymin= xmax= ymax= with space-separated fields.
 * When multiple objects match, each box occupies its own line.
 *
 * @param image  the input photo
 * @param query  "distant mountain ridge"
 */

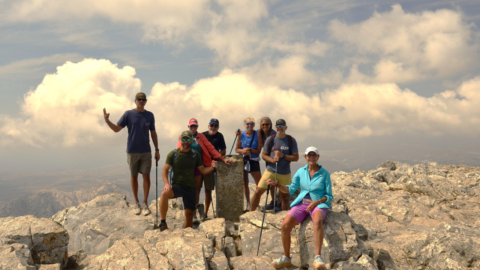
xmin=0 ymin=182 xmax=132 ymax=218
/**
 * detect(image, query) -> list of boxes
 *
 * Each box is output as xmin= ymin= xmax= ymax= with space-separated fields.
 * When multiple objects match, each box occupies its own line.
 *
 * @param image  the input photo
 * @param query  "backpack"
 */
xmin=169 ymin=148 xmax=197 ymax=184
xmin=266 ymin=134 xmax=293 ymax=155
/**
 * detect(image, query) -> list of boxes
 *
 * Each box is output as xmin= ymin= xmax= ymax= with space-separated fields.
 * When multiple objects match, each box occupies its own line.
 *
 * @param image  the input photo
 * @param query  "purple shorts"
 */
xmin=194 ymin=167 xmax=202 ymax=176
xmin=288 ymin=203 xmax=328 ymax=223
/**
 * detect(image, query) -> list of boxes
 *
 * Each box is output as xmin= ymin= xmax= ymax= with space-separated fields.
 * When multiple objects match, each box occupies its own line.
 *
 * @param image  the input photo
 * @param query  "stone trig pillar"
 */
xmin=215 ymin=155 xmax=244 ymax=222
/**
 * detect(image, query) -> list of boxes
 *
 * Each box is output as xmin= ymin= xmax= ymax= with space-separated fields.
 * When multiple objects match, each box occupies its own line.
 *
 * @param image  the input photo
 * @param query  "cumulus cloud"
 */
xmin=330 ymin=4 xmax=478 ymax=83
xmin=2 ymin=59 xmax=480 ymax=149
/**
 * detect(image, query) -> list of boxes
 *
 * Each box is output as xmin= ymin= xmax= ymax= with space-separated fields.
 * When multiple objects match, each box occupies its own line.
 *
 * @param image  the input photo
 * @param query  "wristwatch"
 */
xmin=155 ymin=149 xmax=159 ymax=151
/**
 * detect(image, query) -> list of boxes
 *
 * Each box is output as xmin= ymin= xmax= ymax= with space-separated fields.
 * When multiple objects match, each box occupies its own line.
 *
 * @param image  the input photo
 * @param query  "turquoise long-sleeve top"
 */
xmin=287 ymin=164 xmax=333 ymax=209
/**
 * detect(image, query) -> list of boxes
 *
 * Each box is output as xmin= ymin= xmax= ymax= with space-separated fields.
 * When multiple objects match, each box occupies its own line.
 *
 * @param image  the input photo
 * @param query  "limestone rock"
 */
xmin=84 ymin=238 xmax=150 ymax=270
xmin=198 ymin=218 xmax=226 ymax=239
xmin=230 ymin=256 xmax=272 ymax=270
xmin=0 ymin=215 xmax=68 ymax=268
xmin=0 ymin=243 xmax=35 ymax=270
xmin=52 ymin=193 xmax=154 ymax=255
xmin=209 ymin=251 xmax=230 ymax=270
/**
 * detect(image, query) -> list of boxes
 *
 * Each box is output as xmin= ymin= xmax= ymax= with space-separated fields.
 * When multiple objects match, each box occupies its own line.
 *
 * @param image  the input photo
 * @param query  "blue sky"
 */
xmin=1 ymin=0 xmax=480 ymax=172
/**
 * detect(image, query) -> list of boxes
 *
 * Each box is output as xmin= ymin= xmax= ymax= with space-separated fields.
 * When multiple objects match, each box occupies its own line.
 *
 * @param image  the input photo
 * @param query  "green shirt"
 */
xmin=166 ymin=149 xmax=202 ymax=189
xmin=191 ymin=133 xmax=202 ymax=158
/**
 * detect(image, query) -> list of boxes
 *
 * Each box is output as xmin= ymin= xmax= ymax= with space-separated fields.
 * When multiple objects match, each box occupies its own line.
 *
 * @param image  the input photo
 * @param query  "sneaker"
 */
xmin=159 ymin=223 xmax=168 ymax=232
xmin=192 ymin=215 xmax=200 ymax=224
xmin=133 ymin=203 xmax=141 ymax=215
xmin=142 ymin=203 xmax=151 ymax=216
xmin=272 ymin=255 xmax=292 ymax=269
xmin=197 ymin=204 xmax=206 ymax=221
xmin=313 ymin=255 xmax=325 ymax=269
xmin=265 ymin=200 xmax=274 ymax=210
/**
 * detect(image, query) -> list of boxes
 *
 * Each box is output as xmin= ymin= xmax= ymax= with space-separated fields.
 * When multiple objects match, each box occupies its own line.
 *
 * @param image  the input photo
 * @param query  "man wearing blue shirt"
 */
xmin=103 ymin=92 xmax=160 ymax=216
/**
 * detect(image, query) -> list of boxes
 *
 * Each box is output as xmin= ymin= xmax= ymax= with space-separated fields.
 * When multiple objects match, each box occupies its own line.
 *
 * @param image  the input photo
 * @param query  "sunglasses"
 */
xmin=181 ymin=137 xmax=192 ymax=142
xmin=246 ymin=123 xmax=255 ymax=126
xmin=307 ymin=153 xmax=317 ymax=157
xmin=276 ymin=125 xmax=286 ymax=128
xmin=136 ymin=98 xmax=147 ymax=102
xmin=210 ymin=124 xmax=218 ymax=128
xmin=189 ymin=125 xmax=198 ymax=128
xmin=261 ymin=123 xmax=270 ymax=126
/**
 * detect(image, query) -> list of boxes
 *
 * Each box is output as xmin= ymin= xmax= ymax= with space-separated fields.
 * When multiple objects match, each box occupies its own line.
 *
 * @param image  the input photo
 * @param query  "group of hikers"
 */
xmin=103 ymin=92 xmax=334 ymax=269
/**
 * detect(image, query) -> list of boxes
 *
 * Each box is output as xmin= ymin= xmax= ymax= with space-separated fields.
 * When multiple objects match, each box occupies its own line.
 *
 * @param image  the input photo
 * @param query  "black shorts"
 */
xmin=172 ymin=184 xmax=196 ymax=211
xmin=244 ymin=160 xmax=260 ymax=172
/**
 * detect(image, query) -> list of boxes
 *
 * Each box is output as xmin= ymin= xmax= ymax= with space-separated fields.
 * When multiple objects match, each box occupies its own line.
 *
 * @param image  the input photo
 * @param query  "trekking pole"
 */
xmin=229 ymin=129 xmax=241 ymax=155
xmin=257 ymin=184 xmax=270 ymax=256
xmin=214 ymin=169 xmax=218 ymax=218
xmin=154 ymin=159 xmax=159 ymax=229
xmin=246 ymin=161 xmax=250 ymax=211
xmin=273 ymin=162 xmax=278 ymax=214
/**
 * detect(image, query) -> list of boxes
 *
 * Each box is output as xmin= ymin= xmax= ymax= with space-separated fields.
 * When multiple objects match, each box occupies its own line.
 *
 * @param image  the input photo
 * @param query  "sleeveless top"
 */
xmin=240 ymin=130 xmax=260 ymax=161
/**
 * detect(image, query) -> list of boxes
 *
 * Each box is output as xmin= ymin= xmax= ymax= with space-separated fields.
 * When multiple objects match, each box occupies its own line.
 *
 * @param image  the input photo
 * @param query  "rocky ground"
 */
xmin=0 ymin=161 xmax=479 ymax=269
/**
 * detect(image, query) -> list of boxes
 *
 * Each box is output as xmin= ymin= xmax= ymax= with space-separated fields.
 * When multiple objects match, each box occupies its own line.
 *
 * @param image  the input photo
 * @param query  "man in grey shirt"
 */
xmin=249 ymin=119 xmax=299 ymax=211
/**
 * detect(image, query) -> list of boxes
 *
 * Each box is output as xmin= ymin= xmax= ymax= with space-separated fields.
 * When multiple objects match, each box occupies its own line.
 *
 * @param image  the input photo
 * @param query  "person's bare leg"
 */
xmin=193 ymin=174 xmax=202 ymax=216
xmin=130 ymin=175 xmax=139 ymax=204
xmin=184 ymin=209 xmax=194 ymax=228
xmin=281 ymin=215 xmax=299 ymax=258
xmin=205 ymin=188 xmax=212 ymax=217
xmin=280 ymin=192 xmax=290 ymax=211
xmin=312 ymin=210 xmax=324 ymax=255
xmin=159 ymin=189 xmax=174 ymax=220
xmin=142 ymin=173 xmax=151 ymax=205
xmin=250 ymin=171 xmax=262 ymax=185
xmin=249 ymin=187 xmax=266 ymax=211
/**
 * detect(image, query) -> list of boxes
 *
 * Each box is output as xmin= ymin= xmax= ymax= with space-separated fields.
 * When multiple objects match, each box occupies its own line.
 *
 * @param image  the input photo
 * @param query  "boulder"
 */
xmin=198 ymin=218 xmax=226 ymax=239
xmin=0 ymin=215 xmax=68 ymax=268
xmin=52 ymin=193 xmax=154 ymax=255
xmin=215 ymin=155 xmax=244 ymax=222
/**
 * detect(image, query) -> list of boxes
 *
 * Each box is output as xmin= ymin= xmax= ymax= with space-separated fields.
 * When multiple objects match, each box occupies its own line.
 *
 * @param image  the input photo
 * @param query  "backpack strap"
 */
xmin=287 ymin=135 xmax=293 ymax=155
xmin=266 ymin=134 xmax=276 ymax=154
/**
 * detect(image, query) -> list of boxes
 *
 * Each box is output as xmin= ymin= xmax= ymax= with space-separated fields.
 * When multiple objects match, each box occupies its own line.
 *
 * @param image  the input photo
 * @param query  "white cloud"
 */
xmin=330 ymin=4 xmax=478 ymax=83
xmin=3 ymin=59 xmax=480 ymax=149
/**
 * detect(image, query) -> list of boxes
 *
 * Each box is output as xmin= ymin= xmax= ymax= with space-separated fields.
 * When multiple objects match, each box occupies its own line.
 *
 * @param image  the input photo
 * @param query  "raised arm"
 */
xmin=103 ymin=108 xmax=122 ymax=133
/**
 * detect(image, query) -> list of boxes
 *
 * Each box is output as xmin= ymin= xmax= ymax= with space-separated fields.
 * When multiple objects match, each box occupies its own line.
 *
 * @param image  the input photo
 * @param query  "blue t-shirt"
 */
xmin=264 ymin=135 xmax=298 ymax=174
xmin=241 ymin=130 xmax=259 ymax=160
xmin=117 ymin=109 xmax=155 ymax=153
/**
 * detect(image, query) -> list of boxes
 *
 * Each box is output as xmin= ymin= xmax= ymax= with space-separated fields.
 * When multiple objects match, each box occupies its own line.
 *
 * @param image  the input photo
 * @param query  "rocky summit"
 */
xmin=0 ymin=161 xmax=479 ymax=269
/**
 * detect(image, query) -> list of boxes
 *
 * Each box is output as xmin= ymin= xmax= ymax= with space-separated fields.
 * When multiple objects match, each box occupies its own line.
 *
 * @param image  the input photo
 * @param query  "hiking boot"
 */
xmin=197 ymin=204 xmax=206 ymax=221
xmin=133 ymin=203 xmax=141 ymax=215
xmin=272 ymin=255 xmax=292 ymax=269
xmin=142 ymin=203 xmax=151 ymax=216
xmin=274 ymin=202 xmax=282 ymax=212
xmin=265 ymin=200 xmax=275 ymax=210
xmin=159 ymin=223 xmax=168 ymax=232
xmin=192 ymin=215 xmax=200 ymax=224
xmin=313 ymin=255 xmax=325 ymax=269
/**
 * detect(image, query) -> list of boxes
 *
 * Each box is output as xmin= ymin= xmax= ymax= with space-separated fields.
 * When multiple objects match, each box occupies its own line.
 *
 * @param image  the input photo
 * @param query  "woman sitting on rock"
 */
xmin=266 ymin=146 xmax=333 ymax=269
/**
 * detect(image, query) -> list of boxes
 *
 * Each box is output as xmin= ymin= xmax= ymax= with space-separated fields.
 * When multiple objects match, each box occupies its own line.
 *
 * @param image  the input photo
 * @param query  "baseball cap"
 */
xmin=209 ymin=118 xmax=219 ymax=125
xmin=305 ymin=146 xmax=319 ymax=155
xmin=188 ymin=118 xmax=198 ymax=126
xmin=135 ymin=92 xmax=147 ymax=99
xmin=276 ymin=119 xmax=286 ymax=126
xmin=181 ymin=130 xmax=193 ymax=139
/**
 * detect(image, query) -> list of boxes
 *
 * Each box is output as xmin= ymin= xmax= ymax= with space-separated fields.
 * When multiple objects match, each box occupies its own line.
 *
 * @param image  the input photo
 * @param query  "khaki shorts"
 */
xmin=127 ymin=153 xmax=152 ymax=176
xmin=258 ymin=170 xmax=291 ymax=193
xmin=202 ymin=173 xmax=215 ymax=191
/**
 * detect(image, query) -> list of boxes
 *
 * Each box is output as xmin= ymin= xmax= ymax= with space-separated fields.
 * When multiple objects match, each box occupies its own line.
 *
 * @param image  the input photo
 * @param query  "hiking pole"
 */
xmin=257 ymin=184 xmax=270 ymax=256
xmin=154 ymin=159 xmax=159 ymax=229
xmin=246 ymin=160 xmax=250 ymax=211
xmin=229 ymin=129 xmax=241 ymax=155
xmin=214 ymin=169 xmax=218 ymax=218
xmin=274 ymin=162 xmax=278 ymax=214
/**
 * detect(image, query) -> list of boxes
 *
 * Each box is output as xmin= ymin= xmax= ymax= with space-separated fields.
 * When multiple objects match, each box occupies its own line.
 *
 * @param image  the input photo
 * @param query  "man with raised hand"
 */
xmin=249 ymin=119 xmax=299 ymax=212
xmin=159 ymin=131 xmax=218 ymax=231
xmin=103 ymin=92 xmax=160 ymax=216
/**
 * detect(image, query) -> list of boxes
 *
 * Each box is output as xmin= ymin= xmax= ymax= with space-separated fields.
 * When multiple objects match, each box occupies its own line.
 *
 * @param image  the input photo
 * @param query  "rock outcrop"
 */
xmin=0 ymin=216 xmax=68 ymax=269
xmin=1 ymin=160 xmax=480 ymax=269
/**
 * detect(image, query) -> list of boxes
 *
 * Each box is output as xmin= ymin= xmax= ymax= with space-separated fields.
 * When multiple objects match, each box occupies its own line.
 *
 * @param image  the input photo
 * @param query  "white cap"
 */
xmin=305 ymin=146 xmax=319 ymax=155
